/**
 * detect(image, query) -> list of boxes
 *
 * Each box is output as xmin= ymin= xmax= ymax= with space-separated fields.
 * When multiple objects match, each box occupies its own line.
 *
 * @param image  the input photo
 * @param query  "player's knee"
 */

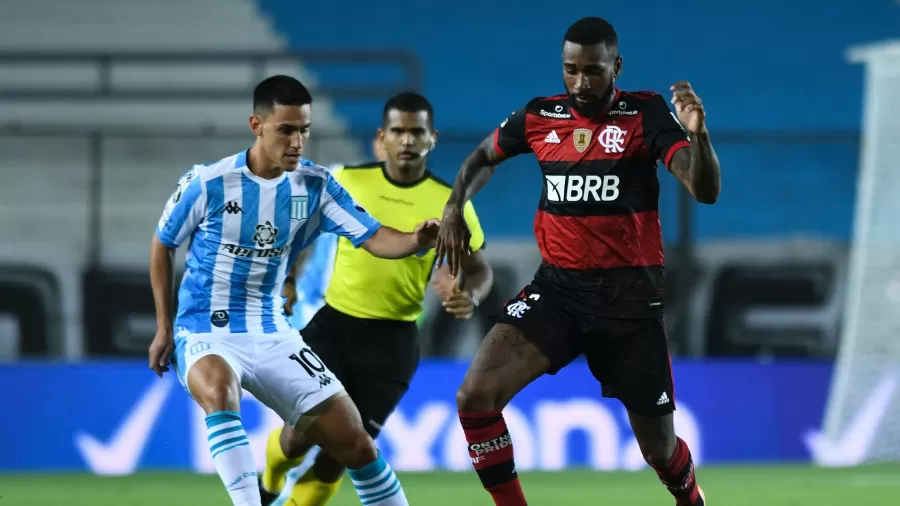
xmin=456 ymin=378 xmax=500 ymax=413
xmin=312 ymin=451 xmax=346 ymax=483
xmin=187 ymin=356 xmax=240 ymax=413
xmin=337 ymin=429 xmax=378 ymax=470
xmin=191 ymin=379 xmax=240 ymax=413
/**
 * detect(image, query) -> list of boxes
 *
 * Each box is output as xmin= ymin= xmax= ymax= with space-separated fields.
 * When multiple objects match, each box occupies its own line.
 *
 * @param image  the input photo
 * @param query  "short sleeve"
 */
xmin=643 ymin=94 xmax=691 ymax=170
xmin=318 ymin=173 xmax=382 ymax=248
xmin=492 ymin=106 xmax=533 ymax=158
xmin=462 ymin=201 xmax=486 ymax=252
xmin=156 ymin=168 xmax=207 ymax=248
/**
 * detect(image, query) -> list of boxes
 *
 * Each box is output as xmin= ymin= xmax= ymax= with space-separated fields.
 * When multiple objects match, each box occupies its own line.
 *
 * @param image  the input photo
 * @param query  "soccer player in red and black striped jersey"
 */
xmin=435 ymin=16 xmax=721 ymax=506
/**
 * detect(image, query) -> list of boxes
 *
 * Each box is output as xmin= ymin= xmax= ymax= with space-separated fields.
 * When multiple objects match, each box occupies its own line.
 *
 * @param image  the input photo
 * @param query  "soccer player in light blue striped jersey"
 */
xmin=148 ymin=75 xmax=429 ymax=506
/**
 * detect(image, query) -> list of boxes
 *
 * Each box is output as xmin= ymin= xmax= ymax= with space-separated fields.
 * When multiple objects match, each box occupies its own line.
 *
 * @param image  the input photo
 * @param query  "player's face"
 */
xmin=562 ymin=41 xmax=621 ymax=116
xmin=250 ymin=103 xmax=312 ymax=171
xmin=378 ymin=109 xmax=436 ymax=170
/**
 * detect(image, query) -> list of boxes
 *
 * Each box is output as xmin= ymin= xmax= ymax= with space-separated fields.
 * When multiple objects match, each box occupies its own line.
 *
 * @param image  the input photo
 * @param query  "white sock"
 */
xmin=206 ymin=411 xmax=261 ymax=506
xmin=347 ymin=450 xmax=409 ymax=506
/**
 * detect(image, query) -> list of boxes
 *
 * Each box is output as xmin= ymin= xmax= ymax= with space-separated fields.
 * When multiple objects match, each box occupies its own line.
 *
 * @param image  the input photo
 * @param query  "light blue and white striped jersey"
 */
xmin=156 ymin=151 xmax=381 ymax=335
xmin=290 ymin=233 xmax=338 ymax=329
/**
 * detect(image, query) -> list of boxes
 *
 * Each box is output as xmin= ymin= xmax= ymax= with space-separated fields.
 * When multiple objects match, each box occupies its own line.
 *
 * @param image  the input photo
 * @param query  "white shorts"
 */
xmin=172 ymin=327 xmax=344 ymax=427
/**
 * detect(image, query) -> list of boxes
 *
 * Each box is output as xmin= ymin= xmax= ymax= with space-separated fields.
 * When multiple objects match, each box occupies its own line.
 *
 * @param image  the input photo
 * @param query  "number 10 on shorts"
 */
xmin=289 ymin=348 xmax=327 ymax=377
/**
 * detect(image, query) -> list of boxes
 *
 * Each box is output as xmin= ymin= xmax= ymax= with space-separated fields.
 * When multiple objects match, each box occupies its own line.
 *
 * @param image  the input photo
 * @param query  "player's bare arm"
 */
xmin=668 ymin=81 xmax=721 ymax=204
xmin=148 ymin=234 xmax=176 ymax=377
xmin=436 ymin=248 xmax=494 ymax=320
xmin=282 ymin=248 xmax=309 ymax=315
xmin=361 ymin=219 xmax=440 ymax=259
xmin=437 ymin=136 xmax=510 ymax=277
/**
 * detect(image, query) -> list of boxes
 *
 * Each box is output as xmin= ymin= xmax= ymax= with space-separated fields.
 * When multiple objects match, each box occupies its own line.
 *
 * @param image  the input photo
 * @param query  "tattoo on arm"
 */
xmin=448 ymin=135 xmax=507 ymax=207
xmin=670 ymin=132 xmax=721 ymax=204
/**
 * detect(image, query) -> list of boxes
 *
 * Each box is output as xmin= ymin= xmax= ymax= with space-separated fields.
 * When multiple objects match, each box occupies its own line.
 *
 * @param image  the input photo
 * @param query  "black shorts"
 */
xmin=498 ymin=280 xmax=675 ymax=417
xmin=300 ymin=304 xmax=420 ymax=438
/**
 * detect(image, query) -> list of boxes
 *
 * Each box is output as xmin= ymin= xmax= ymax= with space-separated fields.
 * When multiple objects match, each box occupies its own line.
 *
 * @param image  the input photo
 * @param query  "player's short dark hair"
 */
xmin=564 ymin=17 xmax=618 ymax=50
xmin=253 ymin=75 xmax=312 ymax=115
xmin=382 ymin=92 xmax=434 ymax=128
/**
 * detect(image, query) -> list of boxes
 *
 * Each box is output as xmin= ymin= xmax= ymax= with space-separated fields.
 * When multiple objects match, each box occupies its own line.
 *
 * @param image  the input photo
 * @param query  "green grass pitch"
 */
xmin=1 ymin=465 xmax=897 ymax=505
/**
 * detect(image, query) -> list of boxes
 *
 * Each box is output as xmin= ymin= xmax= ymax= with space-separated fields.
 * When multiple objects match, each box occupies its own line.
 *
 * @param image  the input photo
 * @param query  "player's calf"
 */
xmin=260 ymin=424 xmax=311 ymax=497
xmin=629 ymin=411 xmax=704 ymax=506
xmin=456 ymin=324 xmax=551 ymax=506
xmin=303 ymin=393 xmax=410 ymax=506
xmin=187 ymin=356 xmax=261 ymax=506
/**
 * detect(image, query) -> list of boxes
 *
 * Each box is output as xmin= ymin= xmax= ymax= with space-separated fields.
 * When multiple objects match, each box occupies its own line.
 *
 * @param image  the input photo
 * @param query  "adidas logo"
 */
xmin=657 ymin=392 xmax=670 ymax=406
xmin=544 ymin=130 xmax=561 ymax=143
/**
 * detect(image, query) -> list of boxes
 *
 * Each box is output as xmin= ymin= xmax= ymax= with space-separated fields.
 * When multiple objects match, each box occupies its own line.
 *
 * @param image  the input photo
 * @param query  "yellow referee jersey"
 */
xmin=325 ymin=163 xmax=485 ymax=322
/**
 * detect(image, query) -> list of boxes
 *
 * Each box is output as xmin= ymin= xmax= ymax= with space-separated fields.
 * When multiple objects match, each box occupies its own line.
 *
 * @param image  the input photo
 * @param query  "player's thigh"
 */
xmin=172 ymin=330 xmax=248 ymax=405
xmin=302 ymin=392 xmax=375 ymax=469
xmin=458 ymin=285 xmax=577 ymax=410
xmin=248 ymin=331 xmax=346 ymax=427
xmin=586 ymin=317 xmax=675 ymax=417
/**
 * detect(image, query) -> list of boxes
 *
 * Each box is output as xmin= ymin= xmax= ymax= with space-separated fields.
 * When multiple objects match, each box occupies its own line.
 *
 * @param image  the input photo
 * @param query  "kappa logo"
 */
xmin=223 ymin=201 xmax=242 ymax=215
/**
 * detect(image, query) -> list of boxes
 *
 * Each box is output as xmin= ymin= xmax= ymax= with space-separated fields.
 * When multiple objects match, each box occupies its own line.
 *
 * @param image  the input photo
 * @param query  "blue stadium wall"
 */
xmin=257 ymin=0 xmax=900 ymax=240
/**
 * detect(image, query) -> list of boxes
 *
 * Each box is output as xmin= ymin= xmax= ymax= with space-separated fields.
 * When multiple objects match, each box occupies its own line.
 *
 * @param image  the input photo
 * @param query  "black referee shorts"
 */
xmin=299 ymin=304 xmax=420 ymax=438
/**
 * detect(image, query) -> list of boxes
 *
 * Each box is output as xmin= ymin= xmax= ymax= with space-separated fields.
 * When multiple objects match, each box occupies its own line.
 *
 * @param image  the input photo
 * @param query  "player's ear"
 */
xmin=614 ymin=56 xmax=623 ymax=78
xmin=429 ymin=129 xmax=438 ymax=151
xmin=249 ymin=114 xmax=263 ymax=136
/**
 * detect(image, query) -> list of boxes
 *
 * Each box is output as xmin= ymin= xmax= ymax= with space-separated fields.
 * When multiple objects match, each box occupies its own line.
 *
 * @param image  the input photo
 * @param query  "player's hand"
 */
xmin=670 ymin=81 xmax=707 ymax=135
xmin=442 ymin=286 xmax=476 ymax=320
xmin=148 ymin=328 xmax=174 ymax=378
xmin=430 ymin=264 xmax=457 ymax=300
xmin=413 ymin=218 xmax=441 ymax=251
xmin=435 ymin=204 xmax=471 ymax=279
xmin=282 ymin=279 xmax=297 ymax=316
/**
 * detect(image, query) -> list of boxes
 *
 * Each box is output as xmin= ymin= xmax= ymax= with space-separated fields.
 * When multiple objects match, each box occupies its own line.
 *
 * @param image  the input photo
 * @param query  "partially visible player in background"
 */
xmin=435 ymin=17 xmax=720 ymax=506
xmin=283 ymin=137 xmax=387 ymax=331
xmin=260 ymin=92 xmax=494 ymax=506
xmin=148 ymin=75 xmax=435 ymax=506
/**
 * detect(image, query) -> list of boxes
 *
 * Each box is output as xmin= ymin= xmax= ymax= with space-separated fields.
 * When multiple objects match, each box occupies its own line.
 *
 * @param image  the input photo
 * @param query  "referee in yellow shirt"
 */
xmin=260 ymin=92 xmax=494 ymax=506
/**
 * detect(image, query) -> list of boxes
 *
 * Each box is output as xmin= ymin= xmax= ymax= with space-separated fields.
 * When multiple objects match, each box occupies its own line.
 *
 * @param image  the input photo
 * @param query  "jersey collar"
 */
xmin=569 ymin=88 xmax=623 ymax=121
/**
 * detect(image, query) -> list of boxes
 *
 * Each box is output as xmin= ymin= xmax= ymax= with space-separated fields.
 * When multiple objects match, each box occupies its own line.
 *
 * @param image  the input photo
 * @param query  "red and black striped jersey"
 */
xmin=493 ymin=90 xmax=689 ymax=313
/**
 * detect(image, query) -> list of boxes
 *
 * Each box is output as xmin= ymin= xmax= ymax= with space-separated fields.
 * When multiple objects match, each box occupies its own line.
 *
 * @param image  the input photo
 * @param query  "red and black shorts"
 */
xmin=497 ymin=276 xmax=675 ymax=417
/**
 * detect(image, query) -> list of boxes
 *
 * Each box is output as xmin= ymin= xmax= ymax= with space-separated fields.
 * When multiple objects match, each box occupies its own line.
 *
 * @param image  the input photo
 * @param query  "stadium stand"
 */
xmin=0 ymin=0 xmax=365 ymax=356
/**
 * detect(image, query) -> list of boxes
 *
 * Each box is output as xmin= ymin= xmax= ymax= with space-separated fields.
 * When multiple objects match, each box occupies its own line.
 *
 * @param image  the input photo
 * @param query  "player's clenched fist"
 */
xmin=442 ymin=287 xmax=477 ymax=320
xmin=670 ymin=81 xmax=707 ymax=135
xmin=148 ymin=328 xmax=174 ymax=377
xmin=435 ymin=204 xmax=471 ymax=279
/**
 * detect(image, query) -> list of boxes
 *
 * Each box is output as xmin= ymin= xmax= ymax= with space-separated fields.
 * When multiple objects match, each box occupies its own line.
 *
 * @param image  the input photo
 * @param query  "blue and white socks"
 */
xmin=348 ymin=451 xmax=409 ymax=506
xmin=206 ymin=411 xmax=260 ymax=506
